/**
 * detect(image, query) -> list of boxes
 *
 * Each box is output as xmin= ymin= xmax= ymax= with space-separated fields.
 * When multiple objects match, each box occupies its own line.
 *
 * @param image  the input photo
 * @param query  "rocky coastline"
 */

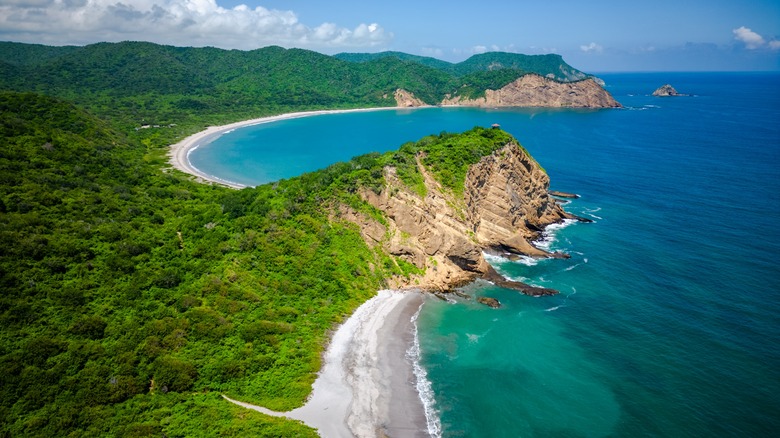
xmin=340 ymin=140 xmax=588 ymax=296
xmin=394 ymin=74 xmax=621 ymax=109
xmin=440 ymin=74 xmax=621 ymax=108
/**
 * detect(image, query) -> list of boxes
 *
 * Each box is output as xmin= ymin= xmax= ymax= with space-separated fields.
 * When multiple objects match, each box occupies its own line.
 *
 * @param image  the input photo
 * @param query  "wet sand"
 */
xmin=167 ymin=107 xmax=405 ymax=189
xmin=223 ymin=290 xmax=430 ymax=437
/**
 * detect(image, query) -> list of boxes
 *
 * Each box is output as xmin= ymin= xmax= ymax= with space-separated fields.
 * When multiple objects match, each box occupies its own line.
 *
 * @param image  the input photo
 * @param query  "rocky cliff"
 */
xmin=393 ymin=88 xmax=426 ymax=107
xmin=441 ymin=74 xmax=621 ymax=108
xmin=339 ymin=136 xmax=583 ymax=295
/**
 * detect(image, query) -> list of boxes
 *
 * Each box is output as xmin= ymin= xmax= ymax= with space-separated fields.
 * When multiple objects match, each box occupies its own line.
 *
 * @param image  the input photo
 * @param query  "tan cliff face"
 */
xmin=442 ymin=74 xmax=621 ymax=108
xmin=338 ymin=142 xmax=574 ymax=292
xmin=393 ymin=88 xmax=426 ymax=107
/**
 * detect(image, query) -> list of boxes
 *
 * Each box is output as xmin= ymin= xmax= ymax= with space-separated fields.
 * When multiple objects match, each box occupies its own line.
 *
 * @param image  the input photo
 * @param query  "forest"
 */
xmin=0 ymin=45 xmax=525 ymax=436
xmin=0 ymin=41 xmax=592 ymax=132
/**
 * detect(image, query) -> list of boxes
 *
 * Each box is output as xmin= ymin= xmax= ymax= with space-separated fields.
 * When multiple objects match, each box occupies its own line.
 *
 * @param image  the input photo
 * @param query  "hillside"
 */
xmin=0 ymin=88 xmax=577 ymax=435
xmin=0 ymin=41 xmax=616 ymax=133
xmin=335 ymin=50 xmax=590 ymax=81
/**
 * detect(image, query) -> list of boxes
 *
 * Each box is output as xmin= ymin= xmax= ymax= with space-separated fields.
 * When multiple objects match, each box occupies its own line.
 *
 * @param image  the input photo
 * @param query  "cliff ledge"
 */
xmin=442 ymin=74 xmax=621 ymax=108
xmin=339 ymin=133 xmax=583 ymax=295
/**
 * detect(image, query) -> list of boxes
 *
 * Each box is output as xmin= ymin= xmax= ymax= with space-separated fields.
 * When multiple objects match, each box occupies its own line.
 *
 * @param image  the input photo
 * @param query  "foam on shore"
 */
xmin=223 ymin=290 xmax=430 ymax=437
xmin=167 ymin=107 xmax=410 ymax=189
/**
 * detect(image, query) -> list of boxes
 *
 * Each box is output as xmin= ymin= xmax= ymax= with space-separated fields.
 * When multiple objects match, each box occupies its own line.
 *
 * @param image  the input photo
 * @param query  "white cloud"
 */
xmin=733 ymin=26 xmax=766 ymax=49
xmin=580 ymin=42 xmax=603 ymax=53
xmin=769 ymin=40 xmax=780 ymax=51
xmin=0 ymin=0 xmax=392 ymax=50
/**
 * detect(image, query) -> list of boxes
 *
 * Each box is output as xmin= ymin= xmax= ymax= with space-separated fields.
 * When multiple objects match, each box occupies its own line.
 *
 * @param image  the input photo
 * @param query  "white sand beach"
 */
xmin=224 ymin=290 xmax=430 ymax=437
xmin=167 ymin=107 xmax=407 ymax=189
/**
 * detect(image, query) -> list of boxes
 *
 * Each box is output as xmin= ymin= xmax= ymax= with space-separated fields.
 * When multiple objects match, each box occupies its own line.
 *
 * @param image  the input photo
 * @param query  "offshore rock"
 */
xmin=652 ymin=84 xmax=683 ymax=96
xmin=340 ymin=138 xmax=582 ymax=295
xmin=441 ymin=74 xmax=621 ymax=108
xmin=477 ymin=297 xmax=501 ymax=308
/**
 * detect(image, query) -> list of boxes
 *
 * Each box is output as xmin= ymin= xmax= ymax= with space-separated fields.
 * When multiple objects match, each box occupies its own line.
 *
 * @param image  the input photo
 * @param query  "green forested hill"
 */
xmin=334 ymin=50 xmax=457 ymax=72
xmin=0 ymin=88 xmax=519 ymax=436
xmin=334 ymin=50 xmax=590 ymax=81
xmin=0 ymin=41 xmax=594 ymax=436
xmin=0 ymin=90 xmax=392 ymax=436
xmin=0 ymin=41 xmax=595 ymax=131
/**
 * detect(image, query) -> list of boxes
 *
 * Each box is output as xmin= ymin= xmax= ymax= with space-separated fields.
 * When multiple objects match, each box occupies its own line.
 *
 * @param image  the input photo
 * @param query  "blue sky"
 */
xmin=1 ymin=0 xmax=778 ymax=71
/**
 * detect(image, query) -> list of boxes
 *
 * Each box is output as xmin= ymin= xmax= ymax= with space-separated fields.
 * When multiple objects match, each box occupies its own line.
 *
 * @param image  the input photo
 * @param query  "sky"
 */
xmin=0 ymin=0 xmax=778 ymax=71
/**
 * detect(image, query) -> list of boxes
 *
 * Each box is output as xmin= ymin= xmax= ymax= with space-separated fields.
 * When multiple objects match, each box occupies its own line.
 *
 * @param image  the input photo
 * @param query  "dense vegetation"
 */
xmin=0 ymin=80 xmax=522 ymax=435
xmin=0 ymin=42 xmax=591 ymax=130
xmin=335 ymin=50 xmax=590 ymax=80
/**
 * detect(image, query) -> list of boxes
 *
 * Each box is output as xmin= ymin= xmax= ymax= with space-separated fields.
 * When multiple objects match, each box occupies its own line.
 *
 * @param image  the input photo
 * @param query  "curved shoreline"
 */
xmin=223 ymin=290 xmax=430 ymax=437
xmin=167 ymin=106 xmax=415 ymax=189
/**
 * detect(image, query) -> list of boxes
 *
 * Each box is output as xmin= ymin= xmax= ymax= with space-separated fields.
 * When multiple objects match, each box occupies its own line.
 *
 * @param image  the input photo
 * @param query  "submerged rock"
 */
xmin=477 ymin=297 xmax=501 ymax=308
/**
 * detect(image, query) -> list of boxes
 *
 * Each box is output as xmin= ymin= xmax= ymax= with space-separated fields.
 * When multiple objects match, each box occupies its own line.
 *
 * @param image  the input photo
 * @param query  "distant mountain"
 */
xmin=334 ymin=51 xmax=456 ymax=73
xmin=0 ymin=41 xmax=80 ymax=66
xmin=0 ymin=41 xmax=610 ymax=128
xmin=335 ymin=50 xmax=590 ymax=82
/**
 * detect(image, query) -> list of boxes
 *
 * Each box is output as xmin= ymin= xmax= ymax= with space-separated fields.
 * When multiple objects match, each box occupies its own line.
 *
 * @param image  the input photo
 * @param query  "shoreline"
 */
xmin=167 ymin=106 xmax=420 ymax=189
xmin=224 ymin=290 xmax=431 ymax=437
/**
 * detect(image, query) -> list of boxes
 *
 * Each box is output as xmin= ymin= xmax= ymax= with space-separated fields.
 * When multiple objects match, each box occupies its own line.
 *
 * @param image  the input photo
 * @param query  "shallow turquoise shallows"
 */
xmin=192 ymin=72 xmax=780 ymax=437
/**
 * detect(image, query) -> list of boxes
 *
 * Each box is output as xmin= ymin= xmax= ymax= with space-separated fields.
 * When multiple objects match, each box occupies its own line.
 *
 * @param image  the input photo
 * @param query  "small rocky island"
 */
xmin=652 ymin=84 xmax=683 ymax=96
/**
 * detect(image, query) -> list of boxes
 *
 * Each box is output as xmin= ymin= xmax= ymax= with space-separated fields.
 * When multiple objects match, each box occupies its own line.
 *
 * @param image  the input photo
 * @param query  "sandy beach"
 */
xmin=224 ymin=290 xmax=431 ymax=437
xmin=167 ymin=107 xmax=407 ymax=189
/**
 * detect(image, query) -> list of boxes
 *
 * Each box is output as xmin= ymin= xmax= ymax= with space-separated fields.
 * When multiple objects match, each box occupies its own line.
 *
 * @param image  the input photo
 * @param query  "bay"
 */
xmin=191 ymin=72 xmax=780 ymax=436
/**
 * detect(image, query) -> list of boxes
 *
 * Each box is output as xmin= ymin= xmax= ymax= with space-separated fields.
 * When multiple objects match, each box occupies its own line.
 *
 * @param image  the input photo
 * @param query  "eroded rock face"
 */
xmin=394 ymin=88 xmax=426 ymax=107
xmin=441 ymin=74 xmax=621 ymax=108
xmin=339 ymin=142 xmax=577 ymax=293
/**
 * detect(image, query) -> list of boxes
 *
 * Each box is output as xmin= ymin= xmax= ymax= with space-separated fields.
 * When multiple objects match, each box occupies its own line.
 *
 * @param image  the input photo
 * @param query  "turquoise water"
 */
xmin=192 ymin=73 xmax=780 ymax=436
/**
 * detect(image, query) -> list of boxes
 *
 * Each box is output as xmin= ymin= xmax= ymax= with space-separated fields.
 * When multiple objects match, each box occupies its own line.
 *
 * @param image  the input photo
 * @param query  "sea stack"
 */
xmin=653 ymin=84 xmax=682 ymax=96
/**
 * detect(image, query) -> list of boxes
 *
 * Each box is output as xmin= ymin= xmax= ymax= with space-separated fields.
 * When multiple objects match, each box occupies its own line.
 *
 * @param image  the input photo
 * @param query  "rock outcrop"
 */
xmin=339 ymin=139 xmax=583 ymax=294
xmin=652 ymin=84 xmax=682 ymax=96
xmin=477 ymin=297 xmax=501 ymax=308
xmin=394 ymin=88 xmax=426 ymax=107
xmin=441 ymin=74 xmax=621 ymax=108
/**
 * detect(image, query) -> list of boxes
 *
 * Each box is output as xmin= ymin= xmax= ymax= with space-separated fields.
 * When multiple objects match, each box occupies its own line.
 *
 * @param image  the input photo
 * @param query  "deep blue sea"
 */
xmin=192 ymin=73 xmax=780 ymax=437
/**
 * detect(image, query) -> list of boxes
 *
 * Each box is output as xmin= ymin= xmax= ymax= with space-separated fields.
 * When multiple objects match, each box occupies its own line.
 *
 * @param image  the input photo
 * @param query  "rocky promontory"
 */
xmin=441 ymin=74 xmax=621 ymax=108
xmin=339 ymin=129 xmax=585 ymax=295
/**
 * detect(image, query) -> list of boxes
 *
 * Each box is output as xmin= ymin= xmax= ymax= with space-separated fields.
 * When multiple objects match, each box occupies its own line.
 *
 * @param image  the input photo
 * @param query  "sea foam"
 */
xmin=408 ymin=302 xmax=442 ymax=438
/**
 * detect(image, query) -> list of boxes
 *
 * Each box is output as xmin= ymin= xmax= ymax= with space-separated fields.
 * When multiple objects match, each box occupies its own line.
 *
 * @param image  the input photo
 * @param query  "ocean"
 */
xmin=191 ymin=72 xmax=780 ymax=436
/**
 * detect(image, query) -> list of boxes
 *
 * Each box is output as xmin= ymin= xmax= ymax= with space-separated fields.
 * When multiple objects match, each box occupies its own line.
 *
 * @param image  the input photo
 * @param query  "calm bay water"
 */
xmin=192 ymin=73 xmax=780 ymax=436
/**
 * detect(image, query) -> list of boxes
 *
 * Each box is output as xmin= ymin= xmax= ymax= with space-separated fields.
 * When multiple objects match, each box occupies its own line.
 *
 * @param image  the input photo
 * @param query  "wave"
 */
xmin=543 ymin=287 xmax=578 ymax=312
xmin=535 ymin=219 xmax=577 ymax=251
xmin=407 ymin=302 xmax=442 ymax=438
xmin=583 ymin=207 xmax=603 ymax=220
xmin=484 ymin=252 xmax=539 ymax=267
